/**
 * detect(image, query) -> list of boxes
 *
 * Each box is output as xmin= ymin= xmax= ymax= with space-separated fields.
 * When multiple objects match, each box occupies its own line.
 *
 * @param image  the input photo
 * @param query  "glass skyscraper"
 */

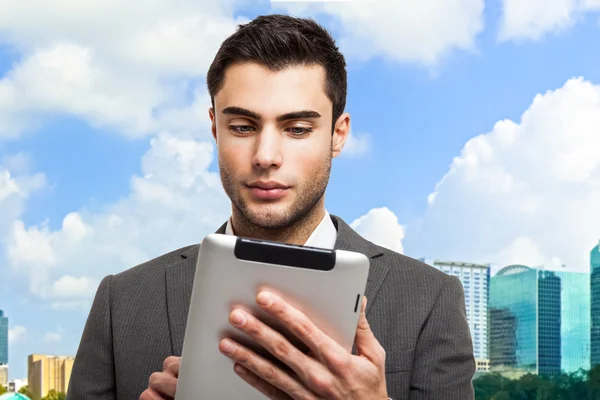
xmin=490 ymin=265 xmax=590 ymax=377
xmin=591 ymin=241 xmax=600 ymax=367
xmin=420 ymin=259 xmax=490 ymax=370
xmin=0 ymin=310 xmax=7 ymax=365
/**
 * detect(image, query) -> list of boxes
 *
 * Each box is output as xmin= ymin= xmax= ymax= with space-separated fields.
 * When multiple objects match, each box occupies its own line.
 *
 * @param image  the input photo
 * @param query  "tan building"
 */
xmin=475 ymin=358 xmax=490 ymax=372
xmin=0 ymin=364 xmax=8 ymax=386
xmin=28 ymin=355 xmax=74 ymax=398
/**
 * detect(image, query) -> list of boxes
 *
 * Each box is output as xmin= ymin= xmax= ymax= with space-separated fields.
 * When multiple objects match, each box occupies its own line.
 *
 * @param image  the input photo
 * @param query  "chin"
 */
xmin=245 ymin=205 xmax=295 ymax=229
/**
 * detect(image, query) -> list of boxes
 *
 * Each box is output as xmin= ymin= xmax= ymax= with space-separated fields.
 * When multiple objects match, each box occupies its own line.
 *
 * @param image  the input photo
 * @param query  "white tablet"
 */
xmin=175 ymin=233 xmax=370 ymax=399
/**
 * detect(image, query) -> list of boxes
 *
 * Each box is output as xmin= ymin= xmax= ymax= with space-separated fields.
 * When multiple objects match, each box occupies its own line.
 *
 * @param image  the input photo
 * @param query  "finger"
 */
xmin=139 ymin=388 xmax=169 ymax=400
xmin=354 ymin=296 xmax=385 ymax=366
xmin=228 ymin=308 xmax=318 ymax=377
xmin=233 ymin=363 xmax=294 ymax=400
xmin=219 ymin=338 xmax=317 ymax=400
xmin=256 ymin=291 xmax=351 ymax=375
xmin=166 ymin=359 xmax=180 ymax=377
xmin=162 ymin=356 xmax=180 ymax=373
xmin=148 ymin=371 xmax=177 ymax=397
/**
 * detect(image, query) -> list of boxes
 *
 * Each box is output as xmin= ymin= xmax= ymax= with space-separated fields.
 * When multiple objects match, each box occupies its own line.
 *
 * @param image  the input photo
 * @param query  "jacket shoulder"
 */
xmin=368 ymin=244 xmax=462 ymax=312
xmin=111 ymin=244 xmax=197 ymax=286
xmin=374 ymin=245 xmax=454 ymax=285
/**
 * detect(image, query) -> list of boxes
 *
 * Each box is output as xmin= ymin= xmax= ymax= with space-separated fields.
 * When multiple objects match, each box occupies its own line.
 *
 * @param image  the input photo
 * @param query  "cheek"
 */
xmin=220 ymin=142 xmax=249 ymax=166
xmin=286 ymin=144 xmax=329 ymax=174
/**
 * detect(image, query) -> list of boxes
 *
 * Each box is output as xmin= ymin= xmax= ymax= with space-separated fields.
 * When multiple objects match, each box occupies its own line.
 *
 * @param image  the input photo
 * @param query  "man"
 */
xmin=67 ymin=14 xmax=475 ymax=400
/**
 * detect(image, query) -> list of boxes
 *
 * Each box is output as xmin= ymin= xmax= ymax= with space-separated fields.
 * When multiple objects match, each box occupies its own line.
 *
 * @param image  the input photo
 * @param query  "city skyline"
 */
xmin=2 ymin=240 xmax=598 ymax=384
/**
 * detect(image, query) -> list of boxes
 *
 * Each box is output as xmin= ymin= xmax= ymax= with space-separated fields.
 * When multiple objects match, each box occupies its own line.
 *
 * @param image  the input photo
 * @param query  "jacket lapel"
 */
xmin=329 ymin=215 xmax=388 ymax=316
xmin=165 ymin=216 xmax=388 ymax=356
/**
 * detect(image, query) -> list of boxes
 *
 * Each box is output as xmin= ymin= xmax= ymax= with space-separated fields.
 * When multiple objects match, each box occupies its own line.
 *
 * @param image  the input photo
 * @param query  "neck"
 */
xmin=230 ymin=200 xmax=326 ymax=246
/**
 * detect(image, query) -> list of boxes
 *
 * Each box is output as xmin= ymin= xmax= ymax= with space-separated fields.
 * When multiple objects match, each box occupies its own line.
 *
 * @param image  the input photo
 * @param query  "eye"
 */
xmin=229 ymin=125 xmax=255 ymax=134
xmin=286 ymin=127 xmax=313 ymax=137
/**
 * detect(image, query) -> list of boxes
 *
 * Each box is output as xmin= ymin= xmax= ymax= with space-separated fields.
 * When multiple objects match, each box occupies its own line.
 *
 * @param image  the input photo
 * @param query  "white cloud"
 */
xmin=50 ymin=275 xmax=97 ymax=299
xmin=8 ymin=325 xmax=27 ymax=344
xmin=272 ymin=0 xmax=485 ymax=65
xmin=499 ymin=0 xmax=600 ymax=41
xmin=350 ymin=207 xmax=405 ymax=254
xmin=0 ymin=163 xmax=45 ymax=239
xmin=49 ymin=301 xmax=91 ymax=312
xmin=342 ymin=132 xmax=370 ymax=158
xmin=44 ymin=328 xmax=64 ymax=343
xmin=7 ymin=134 xmax=230 ymax=300
xmin=411 ymin=77 xmax=600 ymax=273
xmin=0 ymin=0 xmax=488 ymax=140
xmin=0 ymin=0 xmax=246 ymax=139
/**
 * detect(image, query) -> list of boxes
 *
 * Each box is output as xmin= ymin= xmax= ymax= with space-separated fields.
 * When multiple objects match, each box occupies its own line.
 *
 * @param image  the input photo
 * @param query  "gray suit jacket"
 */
xmin=67 ymin=215 xmax=475 ymax=399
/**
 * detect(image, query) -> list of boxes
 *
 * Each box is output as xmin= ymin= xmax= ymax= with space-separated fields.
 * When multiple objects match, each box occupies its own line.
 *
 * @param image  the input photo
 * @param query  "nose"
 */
xmin=252 ymin=127 xmax=283 ymax=169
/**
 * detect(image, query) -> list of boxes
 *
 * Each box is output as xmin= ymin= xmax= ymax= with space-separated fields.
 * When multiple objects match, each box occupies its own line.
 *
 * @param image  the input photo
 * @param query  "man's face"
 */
xmin=210 ymin=62 xmax=349 ymax=230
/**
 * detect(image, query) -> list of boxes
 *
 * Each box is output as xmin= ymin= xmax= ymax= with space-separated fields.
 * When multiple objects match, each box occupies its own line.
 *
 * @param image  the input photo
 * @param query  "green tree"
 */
xmin=40 ymin=389 xmax=66 ymax=400
xmin=515 ymin=373 xmax=542 ymax=399
xmin=0 ymin=384 xmax=7 ymax=395
xmin=18 ymin=385 xmax=35 ymax=399
xmin=589 ymin=364 xmax=600 ymax=399
xmin=474 ymin=373 xmax=512 ymax=400
xmin=490 ymin=391 xmax=511 ymax=400
xmin=536 ymin=377 xmax=559 ymax=400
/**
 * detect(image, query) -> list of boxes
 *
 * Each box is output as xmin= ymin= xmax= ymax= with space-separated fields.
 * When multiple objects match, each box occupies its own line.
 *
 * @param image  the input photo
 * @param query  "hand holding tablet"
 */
xmin=172 ymin=234 xmax=389 ymax=399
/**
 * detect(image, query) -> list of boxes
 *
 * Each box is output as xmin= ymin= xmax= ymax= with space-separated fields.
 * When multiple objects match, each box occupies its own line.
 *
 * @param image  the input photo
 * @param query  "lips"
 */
xmin=246 ymin=181 xmax=290 ymax=200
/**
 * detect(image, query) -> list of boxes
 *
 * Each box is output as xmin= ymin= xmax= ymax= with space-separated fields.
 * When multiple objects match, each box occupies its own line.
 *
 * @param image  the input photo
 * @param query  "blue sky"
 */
xmin=2 ymin=0 xmax=600 ymax=381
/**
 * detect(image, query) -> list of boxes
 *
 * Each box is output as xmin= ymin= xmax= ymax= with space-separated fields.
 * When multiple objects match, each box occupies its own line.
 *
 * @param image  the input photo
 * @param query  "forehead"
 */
xmin=214 ymin=63 xmax=332 ymax=116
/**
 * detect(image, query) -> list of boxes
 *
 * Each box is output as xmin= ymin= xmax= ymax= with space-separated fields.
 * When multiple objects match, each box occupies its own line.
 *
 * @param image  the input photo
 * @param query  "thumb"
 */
xmin=354 ymin=296 xmax=380 ymax=360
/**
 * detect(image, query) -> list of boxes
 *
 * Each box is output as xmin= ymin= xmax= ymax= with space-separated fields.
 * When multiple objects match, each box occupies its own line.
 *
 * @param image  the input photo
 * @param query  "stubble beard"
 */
xmin=219 ymin=152 xmax=332 ymax=232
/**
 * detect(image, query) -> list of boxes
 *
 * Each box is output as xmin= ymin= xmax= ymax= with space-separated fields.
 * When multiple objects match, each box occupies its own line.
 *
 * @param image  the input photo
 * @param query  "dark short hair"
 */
xmin=206 ymin=14 xmax=347 ymax=131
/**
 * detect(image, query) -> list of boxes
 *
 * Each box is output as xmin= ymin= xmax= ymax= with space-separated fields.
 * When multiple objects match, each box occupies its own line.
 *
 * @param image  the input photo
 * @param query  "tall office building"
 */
xmin=28 ymin=355 xmax=75 ymax=398
xmin=0 ymin=309 xmax=8 ymax=387
xmin=0 ymin=310 xmax=7 ymax=366
xmin=591 ymin=241 xmax=600 ymax=367
xmin=420 ymin=259 xmax=490 ymax=371
xmin=490 ymin=265 xmax=590 ymax=377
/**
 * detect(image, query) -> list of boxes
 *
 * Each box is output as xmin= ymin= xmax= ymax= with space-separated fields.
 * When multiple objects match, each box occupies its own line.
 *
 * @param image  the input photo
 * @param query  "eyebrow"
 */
xmin=221 ymin=106 xmax=322 ymax=122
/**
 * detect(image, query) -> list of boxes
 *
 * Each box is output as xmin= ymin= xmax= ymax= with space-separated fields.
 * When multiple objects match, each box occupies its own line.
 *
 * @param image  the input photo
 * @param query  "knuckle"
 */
xmin=357 ymin=318 xmax=370 ymax=332
xmin=295 ymin=320 xmax=313 ymax=338
xmin=248 ymin=320 xmax=261 ymax=336
xmin=273 ymin=340 xmax=290 ymax=359
xmin=274 ymin=303 xmax=288 ymax=319
xmin=308 ymin=370 xmax=333 ymax=394
xmin=316 ymin=340 xmax=329 ymax=358
xmin=148 ymin=372 xmax=161 ymax=387
xmin=327 ymin=353 xmax=351 ymax=375
xmin=163 ymin=356 xmax=177 ymax=370
xmin=263 ymin=365 xmax=278 ymax=382
xmin=235 ymin=348 xmax=250 ymax=364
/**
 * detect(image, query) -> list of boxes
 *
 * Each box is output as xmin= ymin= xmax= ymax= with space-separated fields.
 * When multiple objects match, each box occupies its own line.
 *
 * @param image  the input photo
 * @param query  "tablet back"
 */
xmin=175 ymin=234 xmax=370 ymax=399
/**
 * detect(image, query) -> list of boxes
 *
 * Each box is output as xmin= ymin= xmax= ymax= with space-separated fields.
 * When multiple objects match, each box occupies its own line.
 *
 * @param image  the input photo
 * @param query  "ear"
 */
xmin=209 ymin=107 xmax=217 ymax=143
xmin=331 ymin=112 xmax=351 ymax=158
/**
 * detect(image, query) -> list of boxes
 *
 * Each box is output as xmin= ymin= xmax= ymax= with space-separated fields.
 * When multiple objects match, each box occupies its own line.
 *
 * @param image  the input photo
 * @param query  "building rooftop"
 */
xmin=496 ymin=264 xmax=532 ymax=276
xmin=428 ymin=260 xmax=490 ymax=269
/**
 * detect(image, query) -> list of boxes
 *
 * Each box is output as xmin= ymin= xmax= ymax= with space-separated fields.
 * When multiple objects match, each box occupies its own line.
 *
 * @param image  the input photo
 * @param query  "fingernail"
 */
xmin=231 ymin=310 xmax=246 ymax=326
xmin=257 ymin=292 xmax=273 ymax=307
xmin=221 ymin=339 xmax=235 ymax=355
